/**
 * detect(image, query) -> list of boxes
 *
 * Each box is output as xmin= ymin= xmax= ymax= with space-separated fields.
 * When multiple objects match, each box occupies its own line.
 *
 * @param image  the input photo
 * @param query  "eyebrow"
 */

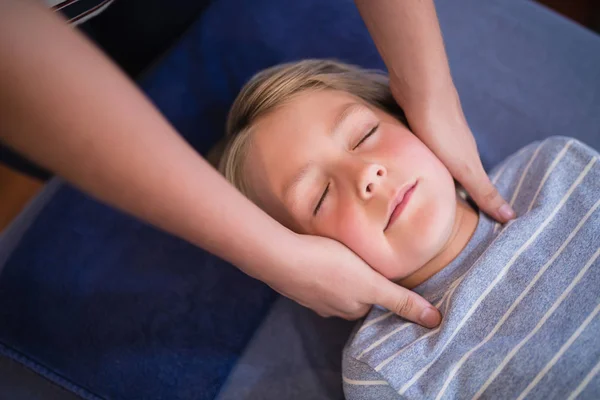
xmin=282 ymin=162 xmax=314 ymax=206
xmin=281 ymin=103 xmax=366 ymax=205
xmin=331 ymin=103 xmax=365 ymax=137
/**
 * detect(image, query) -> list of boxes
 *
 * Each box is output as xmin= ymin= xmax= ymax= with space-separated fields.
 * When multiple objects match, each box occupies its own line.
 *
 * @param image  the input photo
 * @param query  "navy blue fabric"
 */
xmin=0 ymin=184 xmax=277 ymax=399
xmin=1 ymin=0 xmax=600 ymax=399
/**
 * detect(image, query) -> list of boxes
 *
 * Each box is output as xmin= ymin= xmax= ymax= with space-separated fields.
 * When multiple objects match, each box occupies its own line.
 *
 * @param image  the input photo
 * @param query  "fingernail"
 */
xmin=420 ymin=307 xmax=441 ymax=328
xmin=499 ymin=204 xmax=516 ymax=220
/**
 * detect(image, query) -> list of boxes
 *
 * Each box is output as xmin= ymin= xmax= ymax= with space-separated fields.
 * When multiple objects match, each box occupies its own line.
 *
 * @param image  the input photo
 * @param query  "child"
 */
xmin=218 ymin=60 xmax=600 ymax=399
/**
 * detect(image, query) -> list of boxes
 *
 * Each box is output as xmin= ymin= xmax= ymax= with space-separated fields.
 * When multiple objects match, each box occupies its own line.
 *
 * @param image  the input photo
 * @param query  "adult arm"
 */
xmin=0 ymin=0 xmax=441 ymax=327
xmin=356 ymin=0 xmax=516 ymax=223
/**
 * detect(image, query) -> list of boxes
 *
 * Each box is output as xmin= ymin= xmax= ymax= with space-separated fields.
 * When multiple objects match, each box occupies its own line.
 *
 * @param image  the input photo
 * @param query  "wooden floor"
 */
xmin=536 ymin=0 xmax=600 ymax=32
xmin=0 ymin=0 xmax=597 ymax=233
xmin=0 ymin=164 xmax=44 ymax=232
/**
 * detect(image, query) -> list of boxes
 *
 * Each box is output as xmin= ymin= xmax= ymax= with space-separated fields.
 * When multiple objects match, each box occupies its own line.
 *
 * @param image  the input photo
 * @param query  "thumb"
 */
xmin=453 ymin=161 xmax=515 ymax=224
xmin=373 ymin=278 xmax=441 ymax=328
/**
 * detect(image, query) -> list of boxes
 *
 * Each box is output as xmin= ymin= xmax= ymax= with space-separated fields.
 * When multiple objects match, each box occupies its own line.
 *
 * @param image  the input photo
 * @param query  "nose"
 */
xmin=357 ymin=162 xmax=386 ymax=200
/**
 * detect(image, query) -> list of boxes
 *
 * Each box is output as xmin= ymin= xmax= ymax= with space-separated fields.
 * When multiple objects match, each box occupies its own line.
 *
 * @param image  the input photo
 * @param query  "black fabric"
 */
xmin=56 ymin=0 xmax=111 ymax=23
xmin=83 ymin=0 xmax=213 ymax=77
xmin=0 ymin=0 xmax=211 ymax=178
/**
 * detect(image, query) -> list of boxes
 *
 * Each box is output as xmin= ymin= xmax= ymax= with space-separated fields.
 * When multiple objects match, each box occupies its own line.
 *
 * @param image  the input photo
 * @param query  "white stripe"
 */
xmin=70 ymin=0 xmax=113 ymax=25
xmin=491 ymin=162 xmax=509 ymax=186
xmin=435 ymin=197 xmax=600 ymax=400
xmin=343 ymin=376 xmax=389 ymax=386
xmin=490 ymin=147 xmax=528 ymax=232
xmin=358 ymin=312 xmax=394 ymax=333
xmin=490 ymin=146 xmax=529 ymax=185
xmin=358 ymin=320 xmax=411 ymax=359
xmin=567 ymin=359 xmax=600 ymax=400
xmin=374 ymin=276 xmax=464 ymax=371
xmin=396 ymin=158 xmax=597 ymax=395
xmin=494 ymin=142 xmax=545 ymax=233
xmin=508 ymin=142 xmax=545 ymax=208
xmin=527 ymin=139 xmax=574 ymax=213
xmin=358 ymin=277 xmax=461 ymax=359
xmin=518 ymin=302 xmax=600 ymax=400
xmin=44 ymin=0 xmax=72 ymax=7
xmin=357 ymin=276 xmax=468 ymax=333
xmin=474 ymin=246 xmax=600 ymax=399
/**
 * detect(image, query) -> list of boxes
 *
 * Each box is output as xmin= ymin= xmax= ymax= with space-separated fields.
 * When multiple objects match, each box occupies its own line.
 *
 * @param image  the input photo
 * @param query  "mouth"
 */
xmin=384 ymin=179 xmax=418 ymax=231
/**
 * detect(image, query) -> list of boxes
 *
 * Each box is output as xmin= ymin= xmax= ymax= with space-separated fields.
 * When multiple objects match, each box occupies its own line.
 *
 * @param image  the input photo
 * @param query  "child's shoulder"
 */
xmin=535 ymin=136 xmax=598 ymax=160
xmin=489 ymin=136 xmax=598 ymax=183
xmin=490 ymin=136 xmax=599 ymax=217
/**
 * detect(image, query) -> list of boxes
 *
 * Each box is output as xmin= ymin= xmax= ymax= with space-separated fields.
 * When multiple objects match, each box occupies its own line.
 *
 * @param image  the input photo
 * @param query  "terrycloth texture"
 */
xmin=343 ymin=137 xmax=600 ymax=399
xmin=0 ymin=182 xmax=277 ymax=400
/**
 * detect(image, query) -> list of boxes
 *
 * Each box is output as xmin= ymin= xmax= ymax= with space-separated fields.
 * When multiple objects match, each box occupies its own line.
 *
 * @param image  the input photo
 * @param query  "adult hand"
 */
xmin=356 ymin=0 xmax=515 ymax=224
xmin=391 ymin=81 xmax=516 ymax=224
xmin=265 ymin=233 xmax=442 ymax=328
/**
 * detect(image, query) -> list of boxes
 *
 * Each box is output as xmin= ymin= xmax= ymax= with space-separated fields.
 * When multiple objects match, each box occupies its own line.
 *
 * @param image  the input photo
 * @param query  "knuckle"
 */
xmin=455 ymin=160 xmax=476 ymax=178
xmin=347 ymin=310 xmax=365 ymax=321
xmin=458 ymin=160 xmax=486 ymax=185
xmin=481 ymin=185 xmax=501 ymax=204
xmin=344 ymin=303 xmax=369 ymax=321
xmin=343 ymin=312 xmax=360 ymax=321
xmin=393 ymin=296 xmax=415 ymax=317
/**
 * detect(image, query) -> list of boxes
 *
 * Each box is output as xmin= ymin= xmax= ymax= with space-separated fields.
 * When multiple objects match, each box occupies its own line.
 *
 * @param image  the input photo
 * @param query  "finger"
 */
xmin=373 ymin=278 xmax=441 ymax=328
xmin=317 ymin=304 xmax=369 ymax=320
xmin=453 ymin=161 xmax=515 ymax=223
xmin=341 ymin=303 xmax=371 ymax=321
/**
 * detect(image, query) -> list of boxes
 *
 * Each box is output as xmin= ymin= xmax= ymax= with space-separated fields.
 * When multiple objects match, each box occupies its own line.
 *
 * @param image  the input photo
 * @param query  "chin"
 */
xmin=406 ymin=194 xmax=457 ymax=266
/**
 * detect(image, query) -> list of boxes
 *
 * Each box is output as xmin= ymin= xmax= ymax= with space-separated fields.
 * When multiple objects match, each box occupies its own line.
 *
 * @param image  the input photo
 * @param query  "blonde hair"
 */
xmin=218 ymin=59 xmax=407 ymax=197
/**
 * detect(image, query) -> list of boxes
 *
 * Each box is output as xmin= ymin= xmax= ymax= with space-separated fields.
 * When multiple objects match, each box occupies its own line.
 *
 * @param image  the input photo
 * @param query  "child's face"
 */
xmin=244 ymin=90 xmax=457 ymax=280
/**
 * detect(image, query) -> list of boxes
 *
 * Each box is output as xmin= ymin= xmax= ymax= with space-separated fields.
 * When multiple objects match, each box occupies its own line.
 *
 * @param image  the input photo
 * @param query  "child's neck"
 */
xmin=397 ymin=196 xmax=480 ymax=289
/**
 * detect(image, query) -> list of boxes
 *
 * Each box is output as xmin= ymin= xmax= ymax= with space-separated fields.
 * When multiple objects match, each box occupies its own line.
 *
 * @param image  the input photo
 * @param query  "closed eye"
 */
xmin=313 ymin=183 xmax=330 ymax=216
xmin=352 ymin=123 xmax=379 ymax=150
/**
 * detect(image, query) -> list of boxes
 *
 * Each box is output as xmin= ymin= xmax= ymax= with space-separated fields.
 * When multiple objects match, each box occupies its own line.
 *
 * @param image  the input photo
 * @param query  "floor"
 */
xmin=0 ymin=0 xmax=598 ymax=232
xmin=536 ymin=0 xmax=600 ymax=32
xmin=0 ymin=164 xmax=44 ymax=232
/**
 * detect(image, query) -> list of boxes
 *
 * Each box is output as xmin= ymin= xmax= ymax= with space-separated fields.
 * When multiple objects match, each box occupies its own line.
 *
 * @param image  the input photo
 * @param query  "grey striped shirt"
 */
xmin=343 ymin=136 xmax=600 ymax=400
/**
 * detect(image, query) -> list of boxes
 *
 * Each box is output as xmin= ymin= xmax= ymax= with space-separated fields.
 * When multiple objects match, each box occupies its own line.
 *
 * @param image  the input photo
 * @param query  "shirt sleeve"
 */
xmin=342 ymin=352 xmax=403 ymax=399
xmin=43 ymin=0 xmax=114 ymax=25
xmin=488 ymin=136 xmax=599 ymax=219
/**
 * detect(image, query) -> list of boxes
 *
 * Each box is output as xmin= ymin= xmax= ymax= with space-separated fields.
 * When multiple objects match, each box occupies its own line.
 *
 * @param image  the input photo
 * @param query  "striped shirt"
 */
xmin=343 ymin=136 xmax=600 ymax=400
xmin=44 ymin=0 xmax=114 ymax=25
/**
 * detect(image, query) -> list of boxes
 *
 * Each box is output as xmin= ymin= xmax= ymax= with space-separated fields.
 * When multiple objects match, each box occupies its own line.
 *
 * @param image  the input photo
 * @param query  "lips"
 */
xmin=384 ymin=180 xmax=418 ymax=231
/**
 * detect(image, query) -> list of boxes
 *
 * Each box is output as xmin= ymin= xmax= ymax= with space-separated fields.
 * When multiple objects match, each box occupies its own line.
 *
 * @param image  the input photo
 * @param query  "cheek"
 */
xmin=379 ymin=132 xmax=432 ymax=167
xmin=329 ymin=203 xmax=370 ymax=251
xmin=408 ymin=190 xmax=456 ymax=252
xmin=386 ymin=175 xmax=457 ymax=276
xmin=326 ymin=202 xmax=395 ymax=275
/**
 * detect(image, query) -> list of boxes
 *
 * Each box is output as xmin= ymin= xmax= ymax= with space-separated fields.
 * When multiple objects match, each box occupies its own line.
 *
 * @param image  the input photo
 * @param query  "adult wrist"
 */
xmin=402 ymin=83 xmax=467 ymax=134
xmin=243 ymin=226 xmax=302 ymax=284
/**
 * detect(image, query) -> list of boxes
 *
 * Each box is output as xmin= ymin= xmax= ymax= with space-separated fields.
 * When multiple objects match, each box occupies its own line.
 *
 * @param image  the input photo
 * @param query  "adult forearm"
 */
xmin=0 ymin=0 xmax=293 ymax=278
xmin=355 ymin=0 xmax=459 ymax=119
